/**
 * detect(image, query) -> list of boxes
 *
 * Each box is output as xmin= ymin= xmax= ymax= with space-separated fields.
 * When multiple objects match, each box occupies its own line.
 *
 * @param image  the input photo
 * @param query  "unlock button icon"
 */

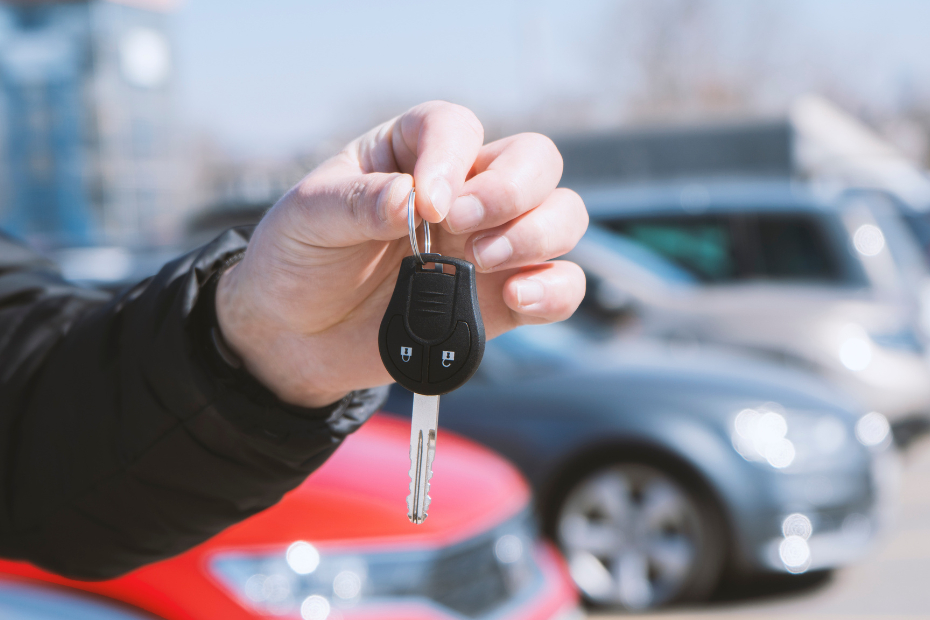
xmin=426 ymin=322 xmax=471 ymax=384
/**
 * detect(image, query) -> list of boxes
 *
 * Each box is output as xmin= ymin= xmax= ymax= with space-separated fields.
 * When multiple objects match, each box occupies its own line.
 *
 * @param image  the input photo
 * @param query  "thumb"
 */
xmin=281 ymin=168 xmax=414 ymax=248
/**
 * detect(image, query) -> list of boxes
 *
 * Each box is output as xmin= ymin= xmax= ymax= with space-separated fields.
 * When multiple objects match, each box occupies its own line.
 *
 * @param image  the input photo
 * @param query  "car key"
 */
xmin=378 ymin=189 xmax=485 ymax=524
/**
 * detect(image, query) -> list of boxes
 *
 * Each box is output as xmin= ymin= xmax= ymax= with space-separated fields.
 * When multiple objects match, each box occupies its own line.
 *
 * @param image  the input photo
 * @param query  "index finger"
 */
xmin=392 ymin=101 xmax=485 ymax=223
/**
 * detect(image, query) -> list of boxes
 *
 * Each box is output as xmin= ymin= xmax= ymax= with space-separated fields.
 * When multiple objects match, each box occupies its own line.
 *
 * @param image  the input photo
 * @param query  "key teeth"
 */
xmin=406 ymin=466 xmax=434 ymax=524
xmin=408 ymin=397 xmax=439 ymax=525
xmin=406 ymin=496 xmax=430 ymax=524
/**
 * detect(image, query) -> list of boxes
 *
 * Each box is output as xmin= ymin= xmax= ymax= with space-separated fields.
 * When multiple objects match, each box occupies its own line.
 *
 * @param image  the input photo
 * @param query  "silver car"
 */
xmin=573 ymin=178 xmax=930 ymax=425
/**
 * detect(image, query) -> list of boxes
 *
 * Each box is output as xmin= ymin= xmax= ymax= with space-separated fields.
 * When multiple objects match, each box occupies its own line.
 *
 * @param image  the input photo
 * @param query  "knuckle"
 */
xmin=504 ymin=176 xmax=526 ymax=214
xmin=438 ymin=102 xmax=484 ymax=142
xmin=430 ymin=146 xmax=471 ymax=187
xmin=530 ymin=212 xmax=554 ymax=258
xmin=358 ymin=124 xmax=399 ymax=173
xmin=520 ymin=132 xmax=563 ymax=170
xmin=526 ymin=131 xmax=558 ymax=154
xmin=568 ymin=189 xmax=590 ymax=229
xmin=408 ymin=100 xmax=440 ymax=118
xmin=373 ymin=182 xmax=392 ymax=227
xmin=343 ymin=179 xmax=371 ymax=229
xmin=459 ymin=109 xmax=485 ymax=141
xmin=557 ymin=186 xmax=582 ymax=205
xmin=403 ymin=101 xmax=484 ymax=174
xmin=554 ymin=188 xmax=589 ymax=234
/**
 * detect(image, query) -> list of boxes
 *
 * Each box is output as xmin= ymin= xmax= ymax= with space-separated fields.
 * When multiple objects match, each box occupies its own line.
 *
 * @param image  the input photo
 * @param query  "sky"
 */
xmin=170 ymin=0 xmax=930 ymax=159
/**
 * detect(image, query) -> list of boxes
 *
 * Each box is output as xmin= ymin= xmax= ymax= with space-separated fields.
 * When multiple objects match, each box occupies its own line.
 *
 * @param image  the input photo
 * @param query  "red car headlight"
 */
xmin=210 ymin=512 xmax=540 ymax=619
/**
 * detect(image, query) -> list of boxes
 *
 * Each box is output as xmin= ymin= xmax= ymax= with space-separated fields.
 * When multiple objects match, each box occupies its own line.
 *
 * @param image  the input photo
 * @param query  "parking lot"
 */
xmin=593 ymin=437 xmax=930 ymax=619
xmin=5 ymin=3 xmax=930 ymax=619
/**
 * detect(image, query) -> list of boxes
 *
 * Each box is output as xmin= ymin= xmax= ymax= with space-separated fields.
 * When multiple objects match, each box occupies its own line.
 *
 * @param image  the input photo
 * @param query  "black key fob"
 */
xmin=379 ymin=253 xmax=485 ymax=396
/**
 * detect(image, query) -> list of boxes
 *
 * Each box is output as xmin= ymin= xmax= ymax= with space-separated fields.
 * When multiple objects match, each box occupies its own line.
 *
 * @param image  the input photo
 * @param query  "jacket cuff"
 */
xmin=146 ymin=226 xmax=386 ymax=440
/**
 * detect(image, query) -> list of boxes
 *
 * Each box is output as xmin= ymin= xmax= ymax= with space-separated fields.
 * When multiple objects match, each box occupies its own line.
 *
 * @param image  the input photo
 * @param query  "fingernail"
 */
xmin=446 ymin=195 xmax=484 ymax=233
xmin=428 ymin=178 xmax=453 ymax=219
xmin=473 ymin=235 xmax=513 ymax=270
xmin=516 ymin=280 xmax=544 ymax=307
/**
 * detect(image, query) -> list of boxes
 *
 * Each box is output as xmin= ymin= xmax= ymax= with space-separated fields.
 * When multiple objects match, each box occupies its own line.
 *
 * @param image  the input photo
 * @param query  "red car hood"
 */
xmin=215 ymin=412 xmax=530 ymax=549
xmin=0 ymin=414 xmax=536 ymax=620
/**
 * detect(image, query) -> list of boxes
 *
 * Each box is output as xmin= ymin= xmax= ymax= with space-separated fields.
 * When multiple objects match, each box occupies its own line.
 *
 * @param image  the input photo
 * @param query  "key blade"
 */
xmin=407 ymin=393 xmax=440 ymax=524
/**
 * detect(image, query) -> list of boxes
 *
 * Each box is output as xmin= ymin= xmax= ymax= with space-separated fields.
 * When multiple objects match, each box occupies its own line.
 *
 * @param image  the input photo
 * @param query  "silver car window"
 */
xmin=601 ymin=212 xmax=850 ymax=285
xmin=751 ymin=214 xmax=844 ymax=282
xmin=601 ymin=215 xmax=737 ymax=282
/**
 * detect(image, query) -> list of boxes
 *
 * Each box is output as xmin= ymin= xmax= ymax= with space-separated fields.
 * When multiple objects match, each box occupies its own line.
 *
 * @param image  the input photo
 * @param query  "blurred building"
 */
xmin=557 ymin=95 xmax=930 ymax=210
xmin=0 ymin=0 xmax=180 ymax=248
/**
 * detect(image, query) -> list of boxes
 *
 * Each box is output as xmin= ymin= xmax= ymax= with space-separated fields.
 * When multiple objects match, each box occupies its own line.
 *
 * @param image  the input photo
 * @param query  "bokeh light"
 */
xmin=782 ymin=513 xmax=813 ymax=540
xmin=332 ymin=570 xmax=362 ymax=600
xmin=855 ymin=412 xmax=891 ymax=447
xmin=838 ymin=324 xmax=873 ymax=371
xmin=779 ymin=535 xmax=812 ymax=573
xmin=853 ymin=224 xmax=886 ymax=256
xmin=495 ymin=534 xmax=524 ymax=564
xmin=300 ymin=594 xmax=331 ymax=620
xmin=733 ymin=407 xmax=796 ymax=469
xmin=286 ymin=541 xmax=320 ymax=575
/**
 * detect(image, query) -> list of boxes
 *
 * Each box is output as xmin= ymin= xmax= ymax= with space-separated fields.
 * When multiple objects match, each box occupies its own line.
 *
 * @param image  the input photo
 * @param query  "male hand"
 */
xmin=215 ymin=101 xmax=588 ymax=407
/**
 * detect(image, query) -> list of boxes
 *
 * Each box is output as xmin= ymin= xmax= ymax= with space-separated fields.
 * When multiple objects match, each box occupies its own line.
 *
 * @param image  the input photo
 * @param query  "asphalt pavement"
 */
xmin=591 ymin=436 xmax=930 ymax=620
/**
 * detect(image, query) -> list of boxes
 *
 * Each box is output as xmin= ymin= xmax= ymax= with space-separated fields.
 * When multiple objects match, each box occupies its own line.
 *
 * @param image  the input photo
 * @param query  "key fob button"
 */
xmin=407 ymin=270 xmax=455 ymax=341
xmin=386 ymin=314 xmax=423 ymax=381
xmin=428 ymin=321 xmax=470 ymax=383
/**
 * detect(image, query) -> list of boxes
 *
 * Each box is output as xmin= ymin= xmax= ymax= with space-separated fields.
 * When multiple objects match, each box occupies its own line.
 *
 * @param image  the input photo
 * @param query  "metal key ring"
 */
xmin=407 ymin=188 xmax=430 ymax=264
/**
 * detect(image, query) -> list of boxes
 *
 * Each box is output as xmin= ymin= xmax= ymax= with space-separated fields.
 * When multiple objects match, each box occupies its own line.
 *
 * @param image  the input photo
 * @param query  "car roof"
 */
xmin=572 ymin=177 xmax=844 ymax=219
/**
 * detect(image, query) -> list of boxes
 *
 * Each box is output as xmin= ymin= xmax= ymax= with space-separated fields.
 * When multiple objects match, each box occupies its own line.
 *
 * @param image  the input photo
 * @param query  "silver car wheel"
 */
xmin=557 ymin=463 xmax=705 ymax=609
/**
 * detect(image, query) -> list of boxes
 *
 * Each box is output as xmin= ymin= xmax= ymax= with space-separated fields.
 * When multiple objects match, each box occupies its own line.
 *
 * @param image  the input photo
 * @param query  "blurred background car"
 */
xmin=549 ymin=98 xmax=930 ymax=445
xmin=0 ymin=415 xmax=582 ymax=620
xmin=571 ymin=180 xmax=930 ymax=430
xmin=385 ymin=313 xmax=900 ymax=611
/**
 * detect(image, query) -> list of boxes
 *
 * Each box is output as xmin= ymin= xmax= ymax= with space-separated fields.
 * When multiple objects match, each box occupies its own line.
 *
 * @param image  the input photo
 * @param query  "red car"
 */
xmin=0 ymin=414 xmax=580 ymax=620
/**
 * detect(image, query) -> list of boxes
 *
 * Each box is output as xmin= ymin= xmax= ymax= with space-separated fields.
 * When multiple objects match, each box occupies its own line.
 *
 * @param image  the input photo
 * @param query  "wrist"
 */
xmin=215 ymin=256 xmax=348 ymax=408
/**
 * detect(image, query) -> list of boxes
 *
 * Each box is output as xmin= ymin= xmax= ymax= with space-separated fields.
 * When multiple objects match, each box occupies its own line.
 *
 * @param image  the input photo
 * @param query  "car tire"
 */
xmin=544 ymin=451 xmax=727 ymax=610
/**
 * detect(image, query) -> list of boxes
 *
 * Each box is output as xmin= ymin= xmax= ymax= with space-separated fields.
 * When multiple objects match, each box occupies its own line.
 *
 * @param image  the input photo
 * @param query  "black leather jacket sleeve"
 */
xmin=0 ymin=227 xmax=387 ymax=580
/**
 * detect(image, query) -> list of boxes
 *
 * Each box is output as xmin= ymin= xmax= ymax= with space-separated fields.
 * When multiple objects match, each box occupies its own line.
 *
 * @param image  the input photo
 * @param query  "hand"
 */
xmin=215 ymin=101 xmax=588 ymax=407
